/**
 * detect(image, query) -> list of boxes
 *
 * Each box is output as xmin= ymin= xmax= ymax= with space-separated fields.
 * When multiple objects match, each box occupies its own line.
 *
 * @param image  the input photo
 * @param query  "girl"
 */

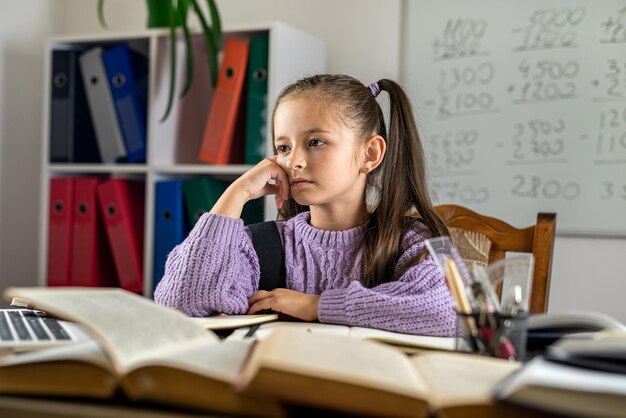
xmin=155 ymin=74 xmax=457 ymax=336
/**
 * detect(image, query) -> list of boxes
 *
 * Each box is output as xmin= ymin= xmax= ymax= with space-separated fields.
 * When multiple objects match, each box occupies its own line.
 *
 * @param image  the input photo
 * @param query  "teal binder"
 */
xmin=244 ymin=35 xmax=269 ymax=164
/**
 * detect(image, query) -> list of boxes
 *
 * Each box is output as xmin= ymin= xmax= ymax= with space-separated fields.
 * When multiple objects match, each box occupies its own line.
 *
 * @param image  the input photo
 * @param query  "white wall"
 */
xmin=59 ymin=0 xmax=402 ymax=82
xmin=0 ymin=1 xmax=70 ymax=306
xmin=550 ymin=236 xmax=626 ymax=322
xmin=0 ymin=0 xmax=624 ymax=321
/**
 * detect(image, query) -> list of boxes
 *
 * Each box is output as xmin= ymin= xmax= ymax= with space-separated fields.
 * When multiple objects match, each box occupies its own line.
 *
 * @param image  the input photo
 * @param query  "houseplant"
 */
xmin=98 ymin=0 xmax=222 ymax=121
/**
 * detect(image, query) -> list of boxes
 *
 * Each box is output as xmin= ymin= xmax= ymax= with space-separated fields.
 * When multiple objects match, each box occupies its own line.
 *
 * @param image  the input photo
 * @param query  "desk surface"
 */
xmin=0 ymin=394 xmax=568 ymax=418
xmin=0 ymin=395 xmax=224 ymax=418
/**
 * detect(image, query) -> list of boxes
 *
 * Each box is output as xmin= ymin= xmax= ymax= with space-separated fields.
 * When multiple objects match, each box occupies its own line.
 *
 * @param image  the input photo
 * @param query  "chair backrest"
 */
xmin=434 ymin=204 xmax=557 ymax=314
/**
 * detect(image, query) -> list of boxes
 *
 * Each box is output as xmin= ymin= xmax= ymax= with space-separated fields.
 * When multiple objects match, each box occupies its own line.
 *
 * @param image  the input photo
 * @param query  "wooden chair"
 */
xmin=434 ymin=204 xmax=556 ymax=314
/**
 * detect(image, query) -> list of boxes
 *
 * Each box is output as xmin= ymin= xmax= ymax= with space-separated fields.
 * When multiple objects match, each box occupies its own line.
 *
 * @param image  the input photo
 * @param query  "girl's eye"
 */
xmin=308 ymin=138 xmax=324 ymax=148
xmin=276 ymin=144 xmax=290 ymax=154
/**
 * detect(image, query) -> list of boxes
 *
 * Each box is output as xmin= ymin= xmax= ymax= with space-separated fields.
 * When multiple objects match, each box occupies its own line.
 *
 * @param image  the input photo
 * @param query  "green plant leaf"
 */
xmin=160 ymin=2 xmax=178 ymax=123
xmin=190 ymin=0 xmax=218 ymax=87
xmin=206 ymin=0 xmax=222 ymax=48
xmin=97 ymin=0 xmax=108 ymax=28
xmin=179 ymin=4 xmax=195 ymax=97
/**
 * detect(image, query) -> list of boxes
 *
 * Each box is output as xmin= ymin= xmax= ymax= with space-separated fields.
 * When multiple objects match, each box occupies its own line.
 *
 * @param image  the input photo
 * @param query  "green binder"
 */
xmin=182 ymin=177 xmax=265 ymax=229
xmin=244 ymin=35 xmax=269 ymax=165
xmin=182 ymin=177 xmax=228 ymax=230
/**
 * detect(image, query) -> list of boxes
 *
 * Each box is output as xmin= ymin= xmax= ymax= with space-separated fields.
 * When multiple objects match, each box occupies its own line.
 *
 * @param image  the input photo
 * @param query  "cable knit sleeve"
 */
xmin=153 ymin=213 xmax=259 ymax=317
xmin=317 ymin=232 xmax=458 ymax=337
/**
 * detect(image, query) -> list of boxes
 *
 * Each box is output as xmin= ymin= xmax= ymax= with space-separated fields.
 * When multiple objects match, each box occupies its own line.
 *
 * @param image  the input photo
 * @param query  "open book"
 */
xmin=0 ymin=287 xmax=283 ymax=417
xmin=226 ymin=321 xmax=459 ymax=353
xmin=236 ymin=328 xmax=521 ymax=418
xmin=526 ymin=310 xmax=626 ymax=358
xmin=546 ymin=331 xmax=626 ymax=374
xmin=494 ymin=354 xmax=626 ymax=418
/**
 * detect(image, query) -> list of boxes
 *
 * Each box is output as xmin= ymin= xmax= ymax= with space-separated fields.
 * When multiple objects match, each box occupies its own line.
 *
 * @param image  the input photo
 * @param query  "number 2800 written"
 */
xmin=511 ymin=175 xmax=580 ymax=199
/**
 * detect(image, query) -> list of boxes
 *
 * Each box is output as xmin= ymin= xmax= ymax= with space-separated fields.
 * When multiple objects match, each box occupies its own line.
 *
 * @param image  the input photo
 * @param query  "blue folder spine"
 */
xmin=102 ymin=44 xmax=148 ymax=164
xmin=153 ymin=180 xmax=185 ymax=293
xmin=49 ymin=50 xmax=74 ymax=163
xmin=50 ymin=48 xmax=101 ymax=163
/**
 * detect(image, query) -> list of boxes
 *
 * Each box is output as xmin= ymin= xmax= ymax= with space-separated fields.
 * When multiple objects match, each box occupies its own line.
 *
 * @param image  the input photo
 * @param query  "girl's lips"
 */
xmin=291 ymin=180 xmax=312 ymax=188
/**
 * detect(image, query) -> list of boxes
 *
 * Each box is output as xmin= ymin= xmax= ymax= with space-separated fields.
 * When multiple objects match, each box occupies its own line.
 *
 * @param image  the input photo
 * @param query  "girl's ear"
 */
xmin=361 ymin=135 xmax=386 ymax=173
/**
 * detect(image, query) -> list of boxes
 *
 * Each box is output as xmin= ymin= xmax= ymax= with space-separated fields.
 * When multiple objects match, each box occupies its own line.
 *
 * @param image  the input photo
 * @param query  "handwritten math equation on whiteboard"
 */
xmin=404 ymin=1 xmax=626 ymax=235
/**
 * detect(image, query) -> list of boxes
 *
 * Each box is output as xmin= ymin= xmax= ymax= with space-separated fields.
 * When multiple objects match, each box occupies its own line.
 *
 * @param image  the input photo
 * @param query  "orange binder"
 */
xmin=198 ymin=38 xmax=250 ymax=164
xmin=71 ymin=177 xmax=117 ymax=287
xmin=47 ymin=177 xmax=74 ymax=286
xmin=97 ymin=178 xmax=145 ymax=294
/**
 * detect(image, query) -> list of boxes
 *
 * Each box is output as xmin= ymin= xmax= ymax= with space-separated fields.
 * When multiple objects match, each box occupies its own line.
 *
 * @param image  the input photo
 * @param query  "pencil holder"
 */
xmin=455 ymin=310 xmax=529 ymax=361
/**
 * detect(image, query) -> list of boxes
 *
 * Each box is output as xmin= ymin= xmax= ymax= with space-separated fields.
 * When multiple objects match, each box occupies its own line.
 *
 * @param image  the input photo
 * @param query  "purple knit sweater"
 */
xmin=154 ymin=212 xmax=457 ymax=336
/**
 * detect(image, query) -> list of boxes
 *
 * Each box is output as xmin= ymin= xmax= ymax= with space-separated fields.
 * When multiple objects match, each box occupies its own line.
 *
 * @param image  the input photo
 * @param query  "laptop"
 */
xmin=0 ymin=309 xmax=89 ymax=353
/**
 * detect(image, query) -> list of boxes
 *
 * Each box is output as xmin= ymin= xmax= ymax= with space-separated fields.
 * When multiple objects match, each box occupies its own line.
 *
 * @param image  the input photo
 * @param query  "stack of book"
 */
xmin=2 ymin=287 xmax=625 ymax=417
xmin=0 ymin=287 xmax=518 ymax=418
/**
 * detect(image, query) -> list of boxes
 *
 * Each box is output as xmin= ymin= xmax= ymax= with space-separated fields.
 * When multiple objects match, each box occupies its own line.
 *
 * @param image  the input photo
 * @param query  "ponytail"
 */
xmin=360 ymin=79 xmax=448 ymax=287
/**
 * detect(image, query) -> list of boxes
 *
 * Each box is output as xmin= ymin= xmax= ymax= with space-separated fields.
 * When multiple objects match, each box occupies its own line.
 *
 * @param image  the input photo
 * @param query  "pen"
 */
xmin=243 ymin=324 xmax=261 ymax=338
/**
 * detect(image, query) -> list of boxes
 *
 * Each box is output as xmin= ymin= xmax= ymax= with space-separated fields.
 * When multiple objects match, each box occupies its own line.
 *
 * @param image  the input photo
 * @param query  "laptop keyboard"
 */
xmin=0 ymin=310 xmax=71 ymax=342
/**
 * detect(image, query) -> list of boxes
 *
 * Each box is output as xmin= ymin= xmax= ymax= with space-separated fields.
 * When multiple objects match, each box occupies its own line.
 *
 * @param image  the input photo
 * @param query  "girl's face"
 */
xmin=274 ymin=96 xmax=367 ymax=213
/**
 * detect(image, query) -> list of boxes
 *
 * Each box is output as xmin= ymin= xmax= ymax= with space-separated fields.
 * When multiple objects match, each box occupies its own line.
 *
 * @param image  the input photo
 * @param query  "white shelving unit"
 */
xmin=38 ymin=22 xmax=326 ymax=296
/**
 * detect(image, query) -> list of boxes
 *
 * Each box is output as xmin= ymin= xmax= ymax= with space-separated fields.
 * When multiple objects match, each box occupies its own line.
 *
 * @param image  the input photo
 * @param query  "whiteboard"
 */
xmin=401 ymin=0 xmax=626 ymax=236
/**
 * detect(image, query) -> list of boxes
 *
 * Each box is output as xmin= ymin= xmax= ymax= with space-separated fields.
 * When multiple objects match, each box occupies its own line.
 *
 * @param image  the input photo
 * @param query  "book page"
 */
xmin=549 ymin=331 xmax=626 ymax=358
xmin=349 ymin=327 xmax=457 ymax=351
xmin=411 ymin=352 xmax=520 ymax=408
xmin=130 ymin=339 xmax=255 ymax=383
xmin=0 ymin=339 xmax=112 ymax=372
xmin=226 ymin=321 xmax=350 ymax=341
xmin=0 ymin=338 xmax=119 ymax=399
xmin=190 ymin=314 xmax=278 ymax=330
xmin=499 ymin=356 xmax=626 ymax=394
xmin=4 ymin=287 xmax=218 ymax=374
xmin=240 ymin=328 xmax=430 ymax=399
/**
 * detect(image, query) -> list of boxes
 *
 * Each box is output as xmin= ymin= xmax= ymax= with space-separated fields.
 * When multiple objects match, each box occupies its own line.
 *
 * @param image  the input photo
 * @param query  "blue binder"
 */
xmin=49 ymin=48 xmax=100 ymax=163
xmin=153 ymin=180 xmax=185 ymax=293
xmin=49 ymin=50 xmax=74 ymax=163
xmin=102 ymin=44 xmax=148 ymax=163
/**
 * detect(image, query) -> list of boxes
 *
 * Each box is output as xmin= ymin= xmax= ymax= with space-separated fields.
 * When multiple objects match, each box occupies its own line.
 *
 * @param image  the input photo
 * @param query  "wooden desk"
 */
xmin=0 ymin=395 xmax=224 ymax=418
xmin=0 ymin=394 xmax=567 ymax=418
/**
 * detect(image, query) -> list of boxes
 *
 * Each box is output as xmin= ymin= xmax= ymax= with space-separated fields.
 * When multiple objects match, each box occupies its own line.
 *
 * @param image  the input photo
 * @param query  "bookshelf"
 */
xmin=38 ymin=22 xmax=326 ymax=296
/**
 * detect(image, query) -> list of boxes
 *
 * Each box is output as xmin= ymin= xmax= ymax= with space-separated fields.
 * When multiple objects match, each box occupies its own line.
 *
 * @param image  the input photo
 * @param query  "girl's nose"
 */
xmin=286 ymin=148 xmax=305 ymax=170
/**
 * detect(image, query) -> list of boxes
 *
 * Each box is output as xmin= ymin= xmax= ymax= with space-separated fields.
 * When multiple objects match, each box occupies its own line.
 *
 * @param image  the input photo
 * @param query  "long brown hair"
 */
xmin=273 ymin=74 xmax=448 ymax=287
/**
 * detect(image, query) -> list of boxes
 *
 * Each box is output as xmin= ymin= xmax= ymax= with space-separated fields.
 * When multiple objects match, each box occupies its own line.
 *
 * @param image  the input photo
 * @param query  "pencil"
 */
xmin=445 ymin=259 xmax=485 ymax=353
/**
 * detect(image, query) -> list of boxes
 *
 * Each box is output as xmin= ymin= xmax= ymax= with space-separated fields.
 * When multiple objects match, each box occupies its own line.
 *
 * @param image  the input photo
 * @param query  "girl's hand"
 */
xmin=236 ymin=156 xmax=290 ymax=205
xmin=247 ymin=289 xmax=320 ymax=321
xmin=211 ymin=156 xmax=290 ymax=218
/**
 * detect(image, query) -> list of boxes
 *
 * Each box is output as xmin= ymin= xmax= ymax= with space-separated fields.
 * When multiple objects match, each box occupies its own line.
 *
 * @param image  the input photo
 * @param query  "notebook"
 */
xmin=0 ymin=309 xmax=89 ymax=353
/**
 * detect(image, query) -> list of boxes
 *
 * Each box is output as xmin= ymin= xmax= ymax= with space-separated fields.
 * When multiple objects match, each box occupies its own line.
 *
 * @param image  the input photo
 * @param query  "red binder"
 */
xmin=47 ymin=177 xmax=74 ymax=286
xmin=70 ymin=177 xmax=117 ymax=287
xmin=97 ymin=178 xmax=145 ymax=294
xmin=198 ymin=38 xmax=250 ymax=164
